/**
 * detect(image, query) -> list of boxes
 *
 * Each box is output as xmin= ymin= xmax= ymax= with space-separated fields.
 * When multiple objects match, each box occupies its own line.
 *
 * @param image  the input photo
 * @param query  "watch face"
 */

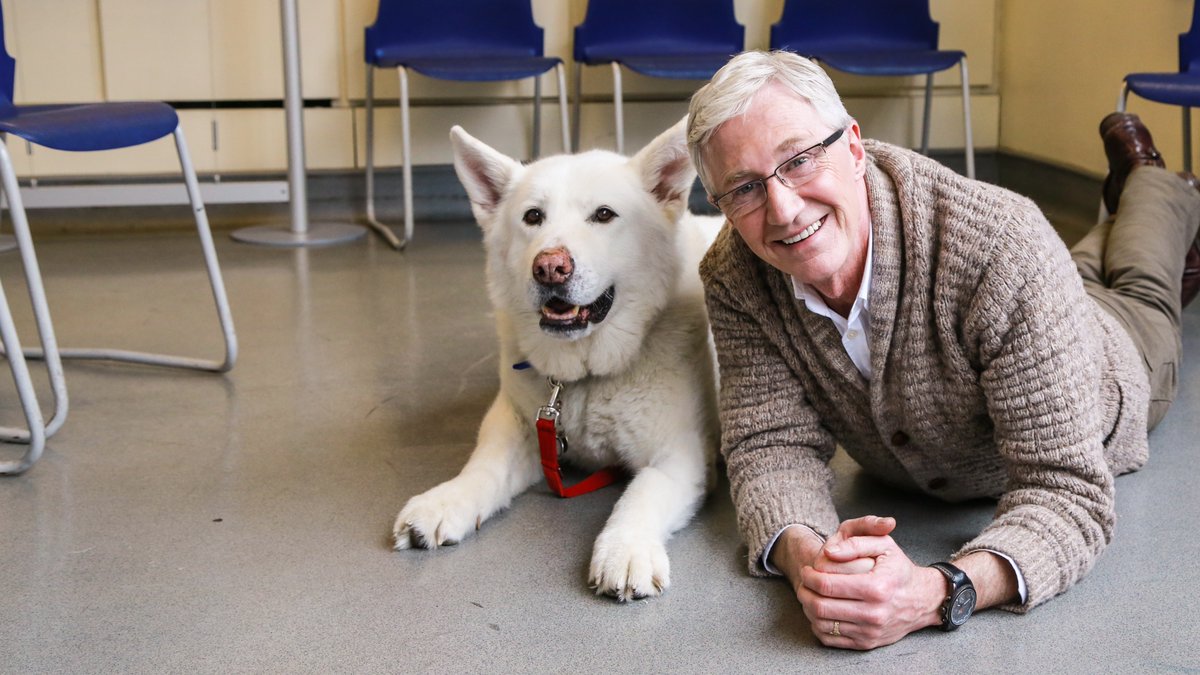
xmin=950 ymin=587 xmax=977 ymax=625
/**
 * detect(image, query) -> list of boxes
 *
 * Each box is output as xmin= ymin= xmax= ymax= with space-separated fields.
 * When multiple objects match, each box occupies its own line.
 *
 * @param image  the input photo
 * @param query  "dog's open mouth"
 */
xmin=540 ymin=286 xmax=616 ymax=332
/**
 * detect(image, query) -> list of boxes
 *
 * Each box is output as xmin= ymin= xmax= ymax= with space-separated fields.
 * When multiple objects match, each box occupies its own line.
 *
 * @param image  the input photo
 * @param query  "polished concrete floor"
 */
xmin=1 ymin=191 xmax=1199 ymax=673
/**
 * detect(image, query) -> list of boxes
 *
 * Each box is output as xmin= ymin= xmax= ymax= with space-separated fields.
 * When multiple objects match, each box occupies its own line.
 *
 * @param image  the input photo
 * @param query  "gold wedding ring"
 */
xmin=830 ymin=621 xmax=841 ymax=637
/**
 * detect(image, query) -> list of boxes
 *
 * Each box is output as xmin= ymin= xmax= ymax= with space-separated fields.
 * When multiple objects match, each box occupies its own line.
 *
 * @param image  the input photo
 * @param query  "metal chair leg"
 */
xmin=0 ymin=275 xmax=45 ymax=475
xmin=959 ymin=57 xmax=975 ymax=179
xmin=363 ymin=63 xmax=405 ymax=250
xmin=0 ymin=141 xmax=48 ymax=474
xmin=399 ymin=67 xmax=414 ymax=248
xmin=1184 ymin=106 xmax=1193 ymax=174
xmin=573 ymin=62 xmax=584 ymax=153
xmin=533 ymin=76 xmax=542 ymax=159
xmin=0 ymin=140 xmax=68 ymax=441
xmin=612 ymin=62 xmax=624 ymax=154
xmin=556 ymin=63 xmax=570 ymax=153
xmin=920 ymin=73 xmax=933 ymax=155
xmin=170 ymin=125 xmax=237 ymax=372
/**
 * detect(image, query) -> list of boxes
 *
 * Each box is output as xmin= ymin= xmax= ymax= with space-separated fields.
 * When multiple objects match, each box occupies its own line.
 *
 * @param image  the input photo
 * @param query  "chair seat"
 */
xmin=369 ymin=50 xmax=560 ymax=81
xmin=578 ymin=39 xmax=740 ymax=64
xmin=1125 ymin=72 xmax=1200 ymax=108
xmin=615 ymin=54 xmax=734 ymax=80
xmin=0 ymin=102 xmax=178 ymax=152
xmin=812 ymin=48 xmax=965 ymax=76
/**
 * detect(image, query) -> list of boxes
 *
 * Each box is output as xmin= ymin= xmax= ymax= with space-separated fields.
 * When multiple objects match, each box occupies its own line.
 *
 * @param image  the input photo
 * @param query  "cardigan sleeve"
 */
xmin=701 ymin=236 xmax=841 ymax=576
xmin=954 ymin=210 xmax=1116 ymax=612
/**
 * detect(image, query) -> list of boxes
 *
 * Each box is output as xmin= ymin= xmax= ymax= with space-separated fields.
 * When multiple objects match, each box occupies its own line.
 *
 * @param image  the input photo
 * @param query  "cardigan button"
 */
xmin=928 ymin=477 xmax=948 ymax=491
xmin=890 ymin=431 xmax=909 ymax=446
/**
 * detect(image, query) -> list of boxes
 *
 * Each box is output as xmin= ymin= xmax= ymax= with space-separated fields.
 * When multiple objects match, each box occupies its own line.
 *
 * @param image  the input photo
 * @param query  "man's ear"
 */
xmin=450 ymin=126 xmax=523 ymax=228
xmin=845 ymin=121 xmax=867 ymax=179
xmin=631 ymin=115 xmax=697 ymax=219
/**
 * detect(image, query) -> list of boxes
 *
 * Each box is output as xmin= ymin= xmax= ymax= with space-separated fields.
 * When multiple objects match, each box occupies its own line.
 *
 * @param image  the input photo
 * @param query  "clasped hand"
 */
xmin=787 ymin=516 xmax=944 ymax=650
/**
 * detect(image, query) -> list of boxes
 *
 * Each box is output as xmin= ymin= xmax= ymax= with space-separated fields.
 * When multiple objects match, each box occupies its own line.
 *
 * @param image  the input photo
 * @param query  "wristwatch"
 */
xmin=929 ymin=561 xmax=976 ymax=631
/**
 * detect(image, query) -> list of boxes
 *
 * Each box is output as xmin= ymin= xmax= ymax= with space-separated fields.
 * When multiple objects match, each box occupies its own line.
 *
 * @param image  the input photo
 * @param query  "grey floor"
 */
xmin=1 ymin=189 xmax=1199 ymax=673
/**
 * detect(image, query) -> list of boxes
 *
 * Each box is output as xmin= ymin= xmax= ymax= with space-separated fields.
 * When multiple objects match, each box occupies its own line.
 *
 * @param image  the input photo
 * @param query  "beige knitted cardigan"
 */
xmin=700 ymin=140 xmax=1151 ymax=611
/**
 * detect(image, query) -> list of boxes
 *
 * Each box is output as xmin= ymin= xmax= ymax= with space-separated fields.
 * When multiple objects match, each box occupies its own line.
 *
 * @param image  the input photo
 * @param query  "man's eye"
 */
xmin=786 ymin=155 xmax=811 ymax=171
xmin=733 ymin=182 xmax=759 ymax=197
xmin=591 ymin=206 xmax=618 ymax=223
xmin=523 ymin=208 xmax=544 ymax=226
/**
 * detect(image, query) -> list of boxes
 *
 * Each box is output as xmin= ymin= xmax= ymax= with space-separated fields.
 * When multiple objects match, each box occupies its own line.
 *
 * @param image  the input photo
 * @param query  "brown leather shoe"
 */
xmin=1100 ymin=112 xmax=1166 ymax=215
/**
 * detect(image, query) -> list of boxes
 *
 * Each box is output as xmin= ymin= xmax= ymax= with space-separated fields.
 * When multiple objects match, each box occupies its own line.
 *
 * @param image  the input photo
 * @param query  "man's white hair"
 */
xmin=687 ymin=50 xmax=854 ymax=193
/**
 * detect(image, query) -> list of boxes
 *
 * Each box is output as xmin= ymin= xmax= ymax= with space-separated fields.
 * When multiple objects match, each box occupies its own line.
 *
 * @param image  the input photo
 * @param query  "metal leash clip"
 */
xmin=535 ymin=377 xmax=568 ymax=455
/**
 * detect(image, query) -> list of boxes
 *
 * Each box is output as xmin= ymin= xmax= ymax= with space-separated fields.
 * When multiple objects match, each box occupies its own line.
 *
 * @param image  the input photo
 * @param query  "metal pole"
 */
xmin=282 ymin=0 xmax=308 ymax=236
xmin=232 ymin=0 xmax=366 ymax=247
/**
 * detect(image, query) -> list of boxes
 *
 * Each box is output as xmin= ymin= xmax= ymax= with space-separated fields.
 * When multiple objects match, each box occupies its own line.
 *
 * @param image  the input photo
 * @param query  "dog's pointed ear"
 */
xmin=450 ymin=126 xmax=522 ymax=227
xmin=632 ymin=115 xmax=697 ymax=218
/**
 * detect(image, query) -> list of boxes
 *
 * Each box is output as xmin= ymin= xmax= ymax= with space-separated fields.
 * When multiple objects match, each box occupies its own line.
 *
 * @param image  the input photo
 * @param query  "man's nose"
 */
xmin=764 ymin=175 xmax=803 ymax=227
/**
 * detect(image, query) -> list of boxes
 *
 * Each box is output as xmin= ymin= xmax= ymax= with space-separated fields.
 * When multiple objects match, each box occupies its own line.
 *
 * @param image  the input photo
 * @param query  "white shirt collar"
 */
xmin=790 ymin=224 xmax=874 ymax=325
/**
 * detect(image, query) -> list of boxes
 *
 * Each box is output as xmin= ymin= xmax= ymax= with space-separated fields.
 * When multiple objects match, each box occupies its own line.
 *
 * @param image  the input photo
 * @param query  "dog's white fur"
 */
xmin=392 ymin=118 xmax=723 ymax=601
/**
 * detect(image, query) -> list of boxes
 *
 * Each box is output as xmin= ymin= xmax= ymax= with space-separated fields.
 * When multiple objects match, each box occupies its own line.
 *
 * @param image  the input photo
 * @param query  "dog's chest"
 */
xmin=524 ymin=379 xmax=629 ymax=468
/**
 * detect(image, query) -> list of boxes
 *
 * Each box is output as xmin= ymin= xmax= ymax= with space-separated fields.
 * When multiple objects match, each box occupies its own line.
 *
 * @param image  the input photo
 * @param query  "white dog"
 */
xmin=392 ymin=118 xmax=723 ymax=601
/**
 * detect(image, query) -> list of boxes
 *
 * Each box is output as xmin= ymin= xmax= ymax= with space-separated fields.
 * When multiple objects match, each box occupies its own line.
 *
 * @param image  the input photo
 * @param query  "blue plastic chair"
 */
xmin=363 ymin=0 xmax=569 ymax=249
xmin=573 ymin=0 xmax=743 ymax=153
xmin=771 ymin=0 xmax=975 ymax=178
xmin=0 ymin=7 xmax=237 ymax=475
xmin=1118 ymin=3 xmax=1200 ymax=173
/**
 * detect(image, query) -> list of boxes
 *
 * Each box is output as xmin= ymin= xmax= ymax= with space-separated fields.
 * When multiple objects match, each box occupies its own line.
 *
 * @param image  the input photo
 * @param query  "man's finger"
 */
xmin=801 ymin=563 xmax=893 ymax=602
xmin=823 ymin=534 xmax=899 ymax=564
xmin=812 ymin=554 xmax=876 ymax=574
xmin=836 ymin=515 xmax=896 ymax=539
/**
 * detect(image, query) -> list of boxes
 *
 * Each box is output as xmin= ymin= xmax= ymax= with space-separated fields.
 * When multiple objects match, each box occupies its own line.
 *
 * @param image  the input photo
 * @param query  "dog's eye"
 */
xmin=591 ymin=207 xmax=617 ymax=224
xmin=522 ymin=208 xmax=544 ymax=226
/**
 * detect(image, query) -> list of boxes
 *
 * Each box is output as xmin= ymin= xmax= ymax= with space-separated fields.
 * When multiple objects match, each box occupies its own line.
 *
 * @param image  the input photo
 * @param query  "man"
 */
xmin=687 ymin=50 xmax=1200 ymax=650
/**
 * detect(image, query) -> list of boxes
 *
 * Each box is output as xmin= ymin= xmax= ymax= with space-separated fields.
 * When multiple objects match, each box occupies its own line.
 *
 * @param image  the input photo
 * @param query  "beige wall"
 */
xmin=999 ymin=1 xmax=1195 ymax=176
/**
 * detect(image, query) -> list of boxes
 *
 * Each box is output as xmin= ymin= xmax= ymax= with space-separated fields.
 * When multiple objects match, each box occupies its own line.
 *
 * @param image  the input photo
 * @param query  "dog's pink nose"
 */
xmin=532 ymin=248 xmax=574 ymax=286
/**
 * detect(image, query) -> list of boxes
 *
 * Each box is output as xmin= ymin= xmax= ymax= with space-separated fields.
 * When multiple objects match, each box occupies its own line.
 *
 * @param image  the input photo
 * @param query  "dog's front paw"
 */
xmin=588 ymin=529 xmax=670 ymax=602
xmin=392 ymin=482 xmax=482 ymax=551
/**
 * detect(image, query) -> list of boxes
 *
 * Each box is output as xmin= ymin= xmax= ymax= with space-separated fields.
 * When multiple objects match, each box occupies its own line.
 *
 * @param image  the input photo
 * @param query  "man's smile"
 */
xmin=778 ymin=214 xmax=827 ymax=245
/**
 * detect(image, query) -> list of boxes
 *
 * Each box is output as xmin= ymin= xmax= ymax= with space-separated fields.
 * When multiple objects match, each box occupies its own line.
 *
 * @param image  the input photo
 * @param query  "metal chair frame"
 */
xmin=572 ymin=0 xmax=743 ymax=154
xmin=771 ymin=0 xmax=975 ymax=178
xmin=363 ymin=62 xmax=569 ymax=250
xmin=0 ymin=127 xmax=237 ymax=475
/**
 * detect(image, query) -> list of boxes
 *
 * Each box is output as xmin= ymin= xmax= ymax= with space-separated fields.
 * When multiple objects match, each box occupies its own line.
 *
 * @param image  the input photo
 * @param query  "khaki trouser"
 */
xmin=1071 ymin=166 xmax=1200 ymax=429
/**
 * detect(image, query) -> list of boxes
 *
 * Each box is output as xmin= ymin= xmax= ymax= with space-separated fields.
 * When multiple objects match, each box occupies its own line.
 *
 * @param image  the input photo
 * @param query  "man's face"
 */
xmin=701 ymin=82 xmax=870 ymax=302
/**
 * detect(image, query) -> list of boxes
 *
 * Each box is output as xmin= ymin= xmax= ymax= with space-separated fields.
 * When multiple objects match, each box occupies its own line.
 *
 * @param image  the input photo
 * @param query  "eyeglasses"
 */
xmin=710 ymin=127 xmax=845 ymax=218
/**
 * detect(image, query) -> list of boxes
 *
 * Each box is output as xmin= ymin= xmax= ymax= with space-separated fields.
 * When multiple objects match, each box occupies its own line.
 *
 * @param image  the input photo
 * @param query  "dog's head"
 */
xmin=450 ymin=118 xmax=697 ymax=378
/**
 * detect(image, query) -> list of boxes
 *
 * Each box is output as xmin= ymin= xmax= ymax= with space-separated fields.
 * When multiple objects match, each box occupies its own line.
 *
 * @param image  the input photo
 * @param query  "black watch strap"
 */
xmin=929 ymin=561 xmax=976 ymax=631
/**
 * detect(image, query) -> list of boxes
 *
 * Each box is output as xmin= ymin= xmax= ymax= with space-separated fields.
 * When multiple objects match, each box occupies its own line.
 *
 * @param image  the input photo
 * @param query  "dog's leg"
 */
xmin=588 ymin=447 xmax=708 ymax=601
xmin=393 ymin=394 xmax=540 ymax=550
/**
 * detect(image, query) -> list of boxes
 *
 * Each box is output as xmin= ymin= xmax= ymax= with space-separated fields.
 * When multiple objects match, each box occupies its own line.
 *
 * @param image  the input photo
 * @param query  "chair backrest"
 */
xmin=365 ymin=0 xmax=545 ymax=62
xmin=771 ymin=0 xmax=939 ymax=54
xmin=1181 ymin=0 xmax=1200 ymax=73
xmin=0 ymin=4 xmax=16 ymax=108
xmin=574 ymin=0 xmax=742 ymax=62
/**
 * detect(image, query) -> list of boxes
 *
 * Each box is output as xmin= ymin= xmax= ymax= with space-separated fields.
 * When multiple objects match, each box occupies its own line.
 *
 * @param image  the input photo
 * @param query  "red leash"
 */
xmin=535 ymin=377 xmax=624 ymax=498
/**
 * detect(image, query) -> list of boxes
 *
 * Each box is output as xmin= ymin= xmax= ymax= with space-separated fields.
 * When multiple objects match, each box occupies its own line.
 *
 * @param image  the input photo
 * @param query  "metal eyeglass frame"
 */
xmin=709 ymin=127 xmax=846 ymax=214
